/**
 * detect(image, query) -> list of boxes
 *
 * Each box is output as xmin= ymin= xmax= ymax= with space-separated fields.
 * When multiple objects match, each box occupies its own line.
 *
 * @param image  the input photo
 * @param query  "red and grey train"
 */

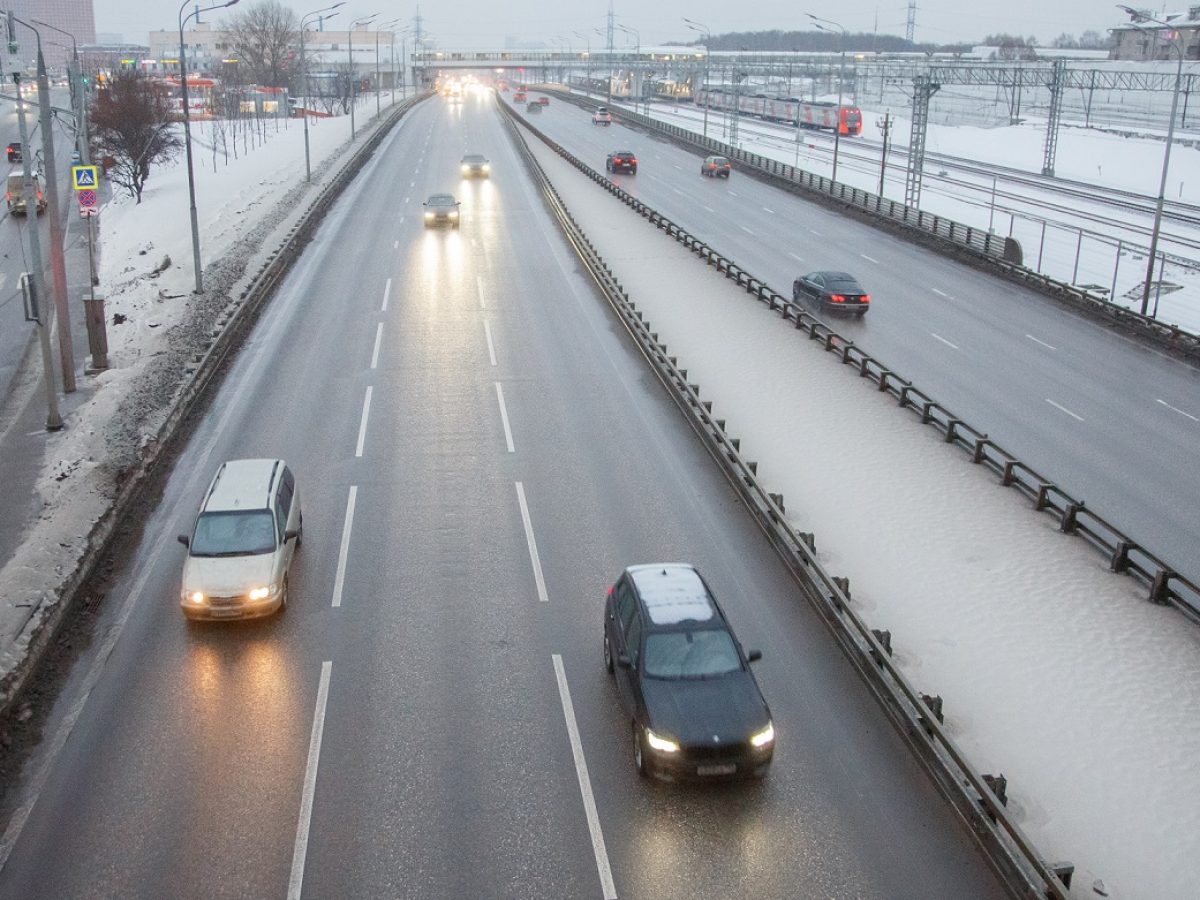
xmin=695 ymin=89 xmax=863 ymax=136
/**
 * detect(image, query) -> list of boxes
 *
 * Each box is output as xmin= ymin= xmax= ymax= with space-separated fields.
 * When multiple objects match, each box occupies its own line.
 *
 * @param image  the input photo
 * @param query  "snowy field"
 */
xmin=621 ymin=96 xmax=1200 ymax=335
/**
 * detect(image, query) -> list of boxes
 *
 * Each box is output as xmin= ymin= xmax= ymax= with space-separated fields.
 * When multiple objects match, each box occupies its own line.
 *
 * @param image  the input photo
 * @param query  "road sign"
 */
xmin=71 ymin=165 xmax=98 ymax=190
xmin=79 ymin=207 xmax=98 ymax=218
xmin=78 ymin=189 xmax=96 ymax=208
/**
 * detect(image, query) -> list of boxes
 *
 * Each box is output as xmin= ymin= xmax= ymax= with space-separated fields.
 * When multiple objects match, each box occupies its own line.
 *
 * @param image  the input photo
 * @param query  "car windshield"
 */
xmin=463 ymin=156 xmax=486 ymax=164
xmin=190 ymin=510 xmax=277 ymax=557
xmin=643 ymin=629 xmax=742 ymax=678
xmin=827 ymin=280 xmax=863 ymax=294
xmin=427 ymin=195 xmax=456 ymax=207
xmin=712 ymin=157 xmax=728 ymax=165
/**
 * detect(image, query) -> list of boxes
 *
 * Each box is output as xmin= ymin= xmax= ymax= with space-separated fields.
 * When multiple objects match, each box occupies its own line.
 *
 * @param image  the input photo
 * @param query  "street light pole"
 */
xmin=180 ymin=0 xmax=241 ymax=295
xmin=374 ymin=20 xmax=399 ymax=116
xmin=684 ymin=19 xmax=710 ymax=139
xmin=809 ymin=13 xmax=847 ymax=183
xmin=301 ymin=5 xmax=343 ymax=184
xmin=347 ymin=14 xmax=378 ymax=140
xmin=32 ymin=19 xmax=88 ymax=164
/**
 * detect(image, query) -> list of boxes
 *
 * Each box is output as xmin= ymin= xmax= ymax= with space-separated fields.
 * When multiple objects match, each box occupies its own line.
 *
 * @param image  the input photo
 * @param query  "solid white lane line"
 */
xmin=552 ymin=655 xmax=617 ymax=900
xmin=931 ymin=333 xmax=959 ymax=350
xmin=740 ymin=225 xmax=756 ymax=236
xmin=1156 ymin=398 xmax=1199 ymax=421
xmin=932 ymin=288 xmax=948 ymax=298
xmin=370 ymin=323 xmax=383 ymax=369
xmin=287 ymin=661 xmax=333 ymax=900
xmin=483 ymin=320 xmax=497 ymax=366
xmin=860 ymin=253 xmax=879 ymax=264
xmin=808 ymin=228 xmax=823 ymax=237
xmin=1046 ymin=399 xmax=1085 ymax=422
xmin=673 ymin=163 xmax=681 ymax=170
xmin=727 ymin=190 xmax=739 ymax=197
xmin=1025 ymin=334 xmax=1057 ymax=351
xmin=516 ymin=482 xmax=549 ymax=604
xmin=354 ymin=386 xmax=373 ymax=458
xmin=762 ymin=207 xmax=776 ymax=214
xmin=398 ymin=216 xmax=405 ymax=225
xmin=331 ymin=486 xmax=357 ymax=608
xmin=381 ymin=278 xmax=391 ymax=312
xmin=393 ymin=240 xmax=398 ymax=249
xmin=495 ymin=382 xmax=515 ymax=452
xmin=788 ymin=252 xmax=804 ymax=262
xmin=702 ymin=205 xmax=714 ymax=213
xmin=476 ymin=275 xmax=487 ymax=309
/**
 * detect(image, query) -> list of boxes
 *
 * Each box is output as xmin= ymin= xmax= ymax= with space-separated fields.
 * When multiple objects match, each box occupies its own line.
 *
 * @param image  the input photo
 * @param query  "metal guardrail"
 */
xmin=0 ymin=94 xmax=431 ymax=715
xmin=500 ymin=99 xmax=1074 ymax=900
xmin=546 ymin=87 xmax=1200 ymax=362
xmin=513 ymin=90 xmax=1200 ymax=621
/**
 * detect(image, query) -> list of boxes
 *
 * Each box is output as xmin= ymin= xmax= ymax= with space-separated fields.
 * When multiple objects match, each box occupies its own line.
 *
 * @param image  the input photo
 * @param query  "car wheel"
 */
xmin=631 ymin=168 xmax=637 ymax=175
xmin=603 ymin=634 xmax=614 ymax=674
xmin=296 ymin=513 xmax=304 ymax=549
xmin=632 ymin=722 xmax=649 ymax=777
xmin=279 ymin=574 xmax=289 ymax=611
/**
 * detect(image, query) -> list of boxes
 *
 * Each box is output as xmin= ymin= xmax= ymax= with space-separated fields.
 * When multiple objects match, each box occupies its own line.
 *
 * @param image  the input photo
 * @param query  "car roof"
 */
xmin=202 ymin=458 xmax=284 ymax=512
xmin=810 ymin=270 xmax=855 ymax=281
xmin=462 ymin=154 xmax=487 ymax=161
xmin=627 ymin=564 xmax=718 ymax=626
xmin=427 ymin=193 xmax=457 ymax=203
xmin=610 ymin=150 xmax=635 ymax=155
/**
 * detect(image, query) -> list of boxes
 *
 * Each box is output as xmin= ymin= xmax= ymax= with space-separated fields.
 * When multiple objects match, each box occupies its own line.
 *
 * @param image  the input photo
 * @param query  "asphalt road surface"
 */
xmin=0 ymin=95 xmax=1009 ymax=898
xmin=523 ymin=94 xmax=1200 ymax=587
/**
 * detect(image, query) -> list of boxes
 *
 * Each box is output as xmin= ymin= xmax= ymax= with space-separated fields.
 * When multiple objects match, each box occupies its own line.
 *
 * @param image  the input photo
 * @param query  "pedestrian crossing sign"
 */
xmin=71 ymin=166 xmax=99 ymax=191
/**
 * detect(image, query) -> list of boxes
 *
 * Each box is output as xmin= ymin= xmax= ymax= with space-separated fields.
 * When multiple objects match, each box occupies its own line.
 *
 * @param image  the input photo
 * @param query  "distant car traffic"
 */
xmin=461 ymin=154 xmax=491 ymax=177
xmin=514 ymin=90 xmax=528 ymax=102
xmin=177 ymin=459 xmax=302 ymax=621
xmin=535 ymin=96 xmax=550 ymax=106
xmin=606 ymin=150 xmax=637 ymax=174
xmin=593 ymin=106 xmax=612 ymax=125
xmin=527 ymin=100 xmax=542 ymax=114
xmin=423 ymin=193 xmax=461 ymax=228
xmin=701 ymin=155 xmax=732 ymax=178
xmin=5 ymin=142 xmax=20 ymax=163
xmin=603 ymin=563 xmax=775 ymax=781
xmin=792 ymin=270 xmax=871 ymax=316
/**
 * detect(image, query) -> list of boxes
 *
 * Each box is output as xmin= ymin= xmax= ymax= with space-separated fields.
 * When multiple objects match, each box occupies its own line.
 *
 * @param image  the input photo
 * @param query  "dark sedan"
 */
xmin=422 ymin=193 xmax=461 ymax=228
xmin=792 ymin=270 xmax=871 ymax=316
xmin=603 ymin=563 xmax=774 ymax=781
xmin=5 ymin=142 xmax=20 ymax=163
xmin=605 ymin=150 xmax=637 ymax=175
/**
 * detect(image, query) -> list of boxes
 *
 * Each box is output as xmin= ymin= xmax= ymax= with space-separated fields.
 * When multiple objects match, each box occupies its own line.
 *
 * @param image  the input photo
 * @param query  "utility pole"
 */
xmin=606 ymin=1 xmax=614 ymax=105
xmin=877 ymin=111 xmax=892 ymax=195
xmin=12 ymin=71 xmax=63 ymax=430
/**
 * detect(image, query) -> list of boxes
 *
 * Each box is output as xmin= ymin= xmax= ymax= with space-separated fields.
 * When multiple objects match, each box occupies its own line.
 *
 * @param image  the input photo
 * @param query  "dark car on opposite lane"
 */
xmin=422 ymin=193 xmax=461 ymax=228
xmin=792 ymin=270 xmax=871 ymax=316
xmin=606 ymin=150 xmax=637 ymax=175
xmin=603 ymin=563 xmax=775 ymax=781
xmin=701 ymin=155 xmax=731 ymax=178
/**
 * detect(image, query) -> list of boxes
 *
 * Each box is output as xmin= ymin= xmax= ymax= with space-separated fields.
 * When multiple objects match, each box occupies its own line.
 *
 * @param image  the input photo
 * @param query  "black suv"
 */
xmin=5 ymin=142 xmax=20 ymax=163
xmin=603 ymin=563 xmax=774 ymax=781
xmin=605 ymin=150 xmax=637 ymax=175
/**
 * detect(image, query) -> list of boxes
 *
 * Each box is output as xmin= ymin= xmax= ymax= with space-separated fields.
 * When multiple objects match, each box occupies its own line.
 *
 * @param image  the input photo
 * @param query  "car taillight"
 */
xmin=630 ymin=158 xmax=637 ymax=165
xmin=860 ymin=295 xmax=870 ymax=303
xmin=607 ymin=585 xmax=614 ymax=597
xmin=830 ymin=294 xmax=845 ymax=303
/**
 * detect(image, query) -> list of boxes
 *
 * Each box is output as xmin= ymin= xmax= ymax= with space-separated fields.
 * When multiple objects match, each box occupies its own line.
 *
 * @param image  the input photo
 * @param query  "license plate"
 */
xmin=697 ymin=763 xmax=736 ymax=776
xmin=209 ymin=607 xmax=241 ymax=618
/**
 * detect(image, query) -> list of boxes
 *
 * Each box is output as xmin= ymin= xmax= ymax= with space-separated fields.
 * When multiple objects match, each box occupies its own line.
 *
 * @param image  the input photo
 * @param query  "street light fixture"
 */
xmin=1117 ymin=5 xmax=1184 ymax=315
xmin=300 ymin=4 xmax=343 ymax=184
xmin=808 ymin=13 xmax=847 ymax=183
xmin=375 ymin=19 xmax=400 ymax=116
xmin=683 ymin=18 xmax=711 ymax=139
xmin=348 ymin=13 xmax=379 ymax=140
xmin=32 ymin=19 xmax=89 ymax=165
xmin=179 ymin=0 xmax=241 ymax=295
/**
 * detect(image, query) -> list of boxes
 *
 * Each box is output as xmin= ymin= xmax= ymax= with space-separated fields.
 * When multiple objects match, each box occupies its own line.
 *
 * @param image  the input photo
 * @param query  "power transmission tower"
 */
xmin=904 ymin=74 xmax=939 ymax=208
xmin=906 ymin=0 xmax=917 ymax=44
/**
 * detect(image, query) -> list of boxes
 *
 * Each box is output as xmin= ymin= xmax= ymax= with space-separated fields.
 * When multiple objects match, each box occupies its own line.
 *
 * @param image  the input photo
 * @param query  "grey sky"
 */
xmin=95 ymin=1 xmax=1123 ymax=49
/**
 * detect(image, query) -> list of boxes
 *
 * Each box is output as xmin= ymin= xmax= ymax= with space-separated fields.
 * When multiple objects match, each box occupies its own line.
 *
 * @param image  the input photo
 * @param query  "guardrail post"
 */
xmin=1048 ymin=862 xmax=1074 ymax=890
xmin=1110 ymin=540 xmax=1133 ymax=573
xmin=919 ymin=694 xmax=944 ymax=733
xmin=982 ymin=773 xmax=1008 ymax=807
xmin=1059 ymin=502 xmax=1083 ymax=534
xmin=1035 ymin=483 xmax=1054 ymax=511
xmin=1149 ymin=569 xmax=1176 ymax=604
xmin=869 ymin=629 xmax=892 ymax=665
xmin=972 ymin=435 xmax=990 ymax=462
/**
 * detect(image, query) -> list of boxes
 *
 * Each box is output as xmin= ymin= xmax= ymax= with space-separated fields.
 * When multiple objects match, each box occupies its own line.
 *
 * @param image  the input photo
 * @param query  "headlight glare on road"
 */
xmin=645 ymin=728 xmax=679 ymax=753
xmin=750 ymin=722 xmax=775 ymax=748
xmin=248 ymin=586 xmax=271 ymax=601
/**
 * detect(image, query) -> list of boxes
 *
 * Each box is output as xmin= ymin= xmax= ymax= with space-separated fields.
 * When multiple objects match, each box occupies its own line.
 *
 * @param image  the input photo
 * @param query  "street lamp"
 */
xmin=32 ymin=19 xmax=89 ymax=165
xmin=683 ymin=18 xmax=710 ymax=139
xmin=573 ymin=31 xmax=592 ymax=95
xmin=808 ymin=13 xmax=847 ymax=183
xmin=348 ymin=13 xmax=379 ymax=140
xmin=179 ymin=0 xmax=241 ymax=295
xmin=1118 ymin=5 xmax=1184 ymax=315
xmin=375 ymin=19 xmax=400 ymax=116
xmin=300 ymin=3 xmax=344 ymax=184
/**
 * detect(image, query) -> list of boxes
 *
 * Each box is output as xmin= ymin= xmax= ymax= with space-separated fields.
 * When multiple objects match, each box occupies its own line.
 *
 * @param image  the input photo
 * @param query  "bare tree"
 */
xmin=89 ymin=70 xmax=183 ymax=203
xmin=227 ymin=0 xmax=299 ymax=88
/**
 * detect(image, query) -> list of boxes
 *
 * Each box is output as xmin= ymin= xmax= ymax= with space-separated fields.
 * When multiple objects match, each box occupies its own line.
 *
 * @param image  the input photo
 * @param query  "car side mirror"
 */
xmin=177 ymin=534 xmax=190 ymax=547
xmin=616 ymin=653 xmax=632 ymax=669
xmin=284 ymin=528 xmax=300 ymax=542
xmin=746 ymin=649 xmax=762 ymax=663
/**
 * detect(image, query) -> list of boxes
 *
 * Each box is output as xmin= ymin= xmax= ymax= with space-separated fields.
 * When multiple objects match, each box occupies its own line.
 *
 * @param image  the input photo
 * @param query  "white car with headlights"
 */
xmin=178 ymin=458 xmax=302 ymax=621
xmin=461 ymin=154 xmax=490 ymax=177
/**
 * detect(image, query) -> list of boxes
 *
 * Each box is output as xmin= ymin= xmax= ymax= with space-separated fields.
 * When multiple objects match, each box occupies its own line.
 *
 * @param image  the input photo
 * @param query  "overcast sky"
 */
xmin=95 ymin=1 xmax=1123 ymax=48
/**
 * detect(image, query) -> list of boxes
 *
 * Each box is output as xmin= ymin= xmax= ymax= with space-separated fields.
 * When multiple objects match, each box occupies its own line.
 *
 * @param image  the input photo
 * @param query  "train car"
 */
xmin=696 ymin=89 xmax=863 ymax=136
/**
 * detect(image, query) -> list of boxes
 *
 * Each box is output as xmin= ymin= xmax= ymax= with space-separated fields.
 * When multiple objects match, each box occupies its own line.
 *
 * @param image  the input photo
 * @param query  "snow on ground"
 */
xmin=0 ymin=94 xmax=395 ymax=676
xmin=629 ymin=98 xmax=1200 ymax=335
xmin=523 ymin=128 xmax=1200 ymax=900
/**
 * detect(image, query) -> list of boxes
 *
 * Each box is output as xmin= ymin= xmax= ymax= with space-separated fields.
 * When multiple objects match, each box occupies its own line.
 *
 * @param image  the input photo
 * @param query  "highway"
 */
xmin=0 ymin=95 xmax=1008 ymax=898
xmin=520 ymin=93 xmax=1200 ymax=586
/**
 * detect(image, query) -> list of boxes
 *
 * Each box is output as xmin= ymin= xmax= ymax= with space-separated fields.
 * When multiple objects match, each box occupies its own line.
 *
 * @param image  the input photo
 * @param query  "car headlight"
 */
xmin=750 ymin=722 xmax=775 ymax=748
xmin=424 ymin=211 xmax=434 ymax=218
xmin=184 ymin=590 xmax=205 ymax=604
xmin=482 ymin=164 xmax=490 ymax=171
xmin=461 ymin=165 xmax=469 ymax=173
xmin=248 ymin=586 xmax=271 ymax=601
xmin=645 ymin=728 xmax=679 ymax=754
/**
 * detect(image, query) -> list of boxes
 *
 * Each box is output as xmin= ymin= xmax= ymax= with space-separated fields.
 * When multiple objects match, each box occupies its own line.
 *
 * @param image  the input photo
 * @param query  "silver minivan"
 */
xmin=178 ymin=459 xmax=302 ymax=620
